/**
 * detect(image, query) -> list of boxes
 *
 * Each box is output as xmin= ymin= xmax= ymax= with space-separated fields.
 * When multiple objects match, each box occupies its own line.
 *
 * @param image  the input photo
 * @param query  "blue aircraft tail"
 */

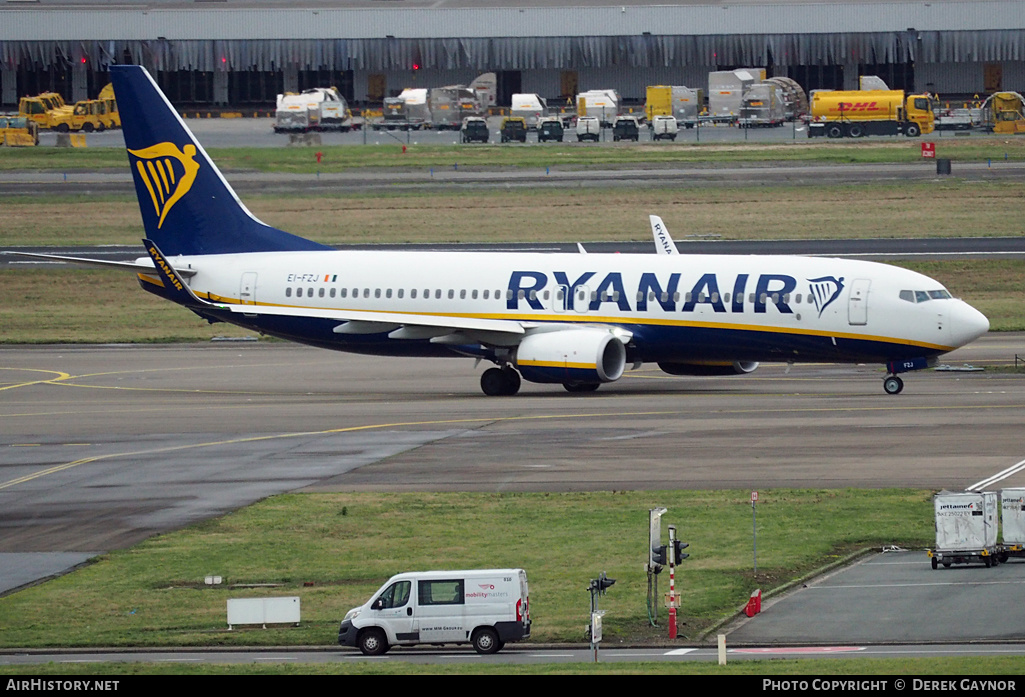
xmin=110 ymin=65 xmax=332 ymax=257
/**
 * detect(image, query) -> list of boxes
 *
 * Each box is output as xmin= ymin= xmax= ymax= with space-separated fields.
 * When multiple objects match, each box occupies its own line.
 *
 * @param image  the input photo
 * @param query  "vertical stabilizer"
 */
xmin=110 ymin=65 xmax=331 ymax=256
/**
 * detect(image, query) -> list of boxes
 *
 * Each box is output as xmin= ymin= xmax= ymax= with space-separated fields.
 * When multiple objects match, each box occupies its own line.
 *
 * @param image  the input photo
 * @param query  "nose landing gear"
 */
xmin=883 ymin=374 xmax=904 ymax=395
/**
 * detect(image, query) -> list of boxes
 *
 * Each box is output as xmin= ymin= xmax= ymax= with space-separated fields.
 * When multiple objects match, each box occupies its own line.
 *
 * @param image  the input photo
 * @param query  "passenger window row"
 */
xmin=282 ymin=286 xmax=819 ymax=306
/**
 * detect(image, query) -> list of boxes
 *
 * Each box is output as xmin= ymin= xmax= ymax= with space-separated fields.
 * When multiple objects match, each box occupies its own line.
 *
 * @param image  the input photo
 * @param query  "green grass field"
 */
xmin=2 ymin=135 xmax=1025 ymax=173
xmin=4 ymin=179 xmax=1025 ymax=247
xmin=0 ymin=489 xmax=934 ymax=649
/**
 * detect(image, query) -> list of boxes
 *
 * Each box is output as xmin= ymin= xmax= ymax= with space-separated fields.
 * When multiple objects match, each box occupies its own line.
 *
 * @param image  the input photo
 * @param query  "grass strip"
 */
xmin=2 ymin=137 xmax=1025 ymax=173
xmin=2 ymin=180 xmax=1023 ymax=247
xmin=0 ymin=489 xmax=934 ymax=649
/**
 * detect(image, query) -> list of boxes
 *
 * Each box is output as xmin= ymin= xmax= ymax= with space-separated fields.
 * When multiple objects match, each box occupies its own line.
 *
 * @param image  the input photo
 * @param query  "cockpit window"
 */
xmin=900 ymin=289 xmax=952 ymax=303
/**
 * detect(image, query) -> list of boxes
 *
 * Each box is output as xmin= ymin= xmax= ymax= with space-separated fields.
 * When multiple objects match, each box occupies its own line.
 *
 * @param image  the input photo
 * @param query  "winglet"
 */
xmin=650 ymin=215 xmax=679 ymax=255
xmin=143 ymin=239 xmax=211 ymax=308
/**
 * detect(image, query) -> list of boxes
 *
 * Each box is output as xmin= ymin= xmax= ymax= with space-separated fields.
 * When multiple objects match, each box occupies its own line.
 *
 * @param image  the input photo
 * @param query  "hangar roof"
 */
xmin=2 ymin=1 xmax=1022 ymax=40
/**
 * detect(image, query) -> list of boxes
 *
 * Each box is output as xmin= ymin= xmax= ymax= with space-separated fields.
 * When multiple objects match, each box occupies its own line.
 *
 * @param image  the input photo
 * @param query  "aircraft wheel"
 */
xmin=481 ymin=367 xmax=520 ymax=396
xmin=883 ymin=375 xmax=904 ymax=395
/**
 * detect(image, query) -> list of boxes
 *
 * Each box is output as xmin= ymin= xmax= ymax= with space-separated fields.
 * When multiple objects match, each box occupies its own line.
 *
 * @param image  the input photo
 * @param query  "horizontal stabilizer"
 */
xmin=2 ymin=251 xmax=196 ymax=277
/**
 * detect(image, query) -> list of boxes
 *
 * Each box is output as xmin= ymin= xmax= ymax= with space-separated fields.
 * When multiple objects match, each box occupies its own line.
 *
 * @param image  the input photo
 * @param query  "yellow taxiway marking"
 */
xmin=3 ymin=399 xmax=1023 ymax=491
xmin=0 ymin=368 xmax=73 ymax=392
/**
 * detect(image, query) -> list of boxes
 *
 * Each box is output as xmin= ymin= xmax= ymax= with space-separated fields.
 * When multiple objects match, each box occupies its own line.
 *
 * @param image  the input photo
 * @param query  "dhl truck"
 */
xmin=808 ymin=89 xmax=934 ymax=138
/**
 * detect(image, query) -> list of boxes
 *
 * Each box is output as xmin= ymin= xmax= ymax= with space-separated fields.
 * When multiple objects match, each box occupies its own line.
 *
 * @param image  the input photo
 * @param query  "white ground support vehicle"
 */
xmin=576 ymin=115 xmax=601 ymax=142
xmin=338 ymin=569 xmax=531 ymax=655
xmin=274 ymin=87 xmax=351 ymax=133
xmin=650 ymin=114 xmax=678 ymax=140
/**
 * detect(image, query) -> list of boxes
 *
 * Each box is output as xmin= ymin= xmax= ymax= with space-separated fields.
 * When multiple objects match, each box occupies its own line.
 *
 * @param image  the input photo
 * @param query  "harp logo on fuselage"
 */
xmin=128 ymin=142 xmax=200 ymax=228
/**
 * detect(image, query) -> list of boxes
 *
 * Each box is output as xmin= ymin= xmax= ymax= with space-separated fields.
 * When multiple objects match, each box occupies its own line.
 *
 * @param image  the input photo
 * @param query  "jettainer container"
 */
xmin=1000 ymin=488 xmax=1025 ymax=559
xmin=928 ymin=491 xmax=1000 ymax=569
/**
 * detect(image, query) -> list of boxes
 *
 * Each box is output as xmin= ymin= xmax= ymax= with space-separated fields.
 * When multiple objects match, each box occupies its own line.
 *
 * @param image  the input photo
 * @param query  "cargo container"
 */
xmin=765 ymin=77 xmax=807 ymax=121
xmin=274 ymin=87 xmax=351 ymax=133
xmin=430 ymin=85 xmax=483 ymax=130
xmin=859 ymin=75 xmax=890 ymax=91
xmin=1000 ymin=488 xmax=1025 ymax=561
xmin=374 ymin=88 xmax=430 ymax=131
xmin=645 ymin=85 xmax=701 ymax=127
xmin=708 ymin=69 xmax=762 ymax=121
xmin=738 ymin=82 xmax=786 ymax=127
xmin=807 ymin=90 xmax=934 ymax=138
xmin=576 ymin=89 xmax=619 ymax=126
xmin=510 ymin=93 xmax=548 ymax=129
xmin=928 ymin=491 xmax=1001 ymax=569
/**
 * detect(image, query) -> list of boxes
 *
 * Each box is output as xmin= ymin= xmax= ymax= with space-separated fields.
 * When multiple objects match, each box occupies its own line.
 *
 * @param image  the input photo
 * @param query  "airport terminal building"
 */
xmin=2 ymin=0 xmax=1024 ymax=108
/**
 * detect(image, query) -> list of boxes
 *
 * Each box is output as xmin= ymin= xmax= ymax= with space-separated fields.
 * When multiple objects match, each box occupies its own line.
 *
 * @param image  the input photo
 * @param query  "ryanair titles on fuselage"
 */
xmin=507 ymin=270 xmax=841 ymax=315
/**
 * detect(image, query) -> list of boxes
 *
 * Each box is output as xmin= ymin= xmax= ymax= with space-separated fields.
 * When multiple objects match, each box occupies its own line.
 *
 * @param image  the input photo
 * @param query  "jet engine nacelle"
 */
xmin=658 ymin=360 xmax=759 ymax=376
xmin=515 ymin=328 xmax=627 ymax=385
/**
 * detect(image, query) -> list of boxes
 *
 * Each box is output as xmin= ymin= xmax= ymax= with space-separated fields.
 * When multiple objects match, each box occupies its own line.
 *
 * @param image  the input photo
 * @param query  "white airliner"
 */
xmin=12 ymin=66 xmax=989 ymax=396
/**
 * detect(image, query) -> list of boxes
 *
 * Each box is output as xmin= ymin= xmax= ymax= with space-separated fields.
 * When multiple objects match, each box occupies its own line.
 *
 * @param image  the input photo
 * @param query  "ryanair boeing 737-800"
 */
xmin=12 ymin=66 xmax=990 ymax=396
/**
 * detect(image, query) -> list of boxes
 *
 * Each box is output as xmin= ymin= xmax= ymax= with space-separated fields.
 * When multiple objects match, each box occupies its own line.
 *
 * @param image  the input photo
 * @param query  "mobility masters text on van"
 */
xmin=338 ymin=569 xmax=531 ymax=655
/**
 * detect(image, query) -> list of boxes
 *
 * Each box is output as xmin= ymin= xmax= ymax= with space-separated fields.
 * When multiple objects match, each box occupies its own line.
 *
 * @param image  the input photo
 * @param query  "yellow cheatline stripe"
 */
xmin=134 ymin=280 xmax=955 ymax=354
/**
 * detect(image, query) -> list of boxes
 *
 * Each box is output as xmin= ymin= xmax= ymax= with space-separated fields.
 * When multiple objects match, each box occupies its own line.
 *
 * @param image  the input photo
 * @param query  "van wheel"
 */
xmin=472 ymin=627 xmax=501 ymax=654
xmin=358 ymin=628 xmax=389 ymax=656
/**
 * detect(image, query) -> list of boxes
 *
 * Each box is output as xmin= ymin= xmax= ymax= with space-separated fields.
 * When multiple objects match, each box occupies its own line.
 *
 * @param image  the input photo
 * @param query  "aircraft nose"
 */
xmin=949 ymin=301 xmax=990 ymax=347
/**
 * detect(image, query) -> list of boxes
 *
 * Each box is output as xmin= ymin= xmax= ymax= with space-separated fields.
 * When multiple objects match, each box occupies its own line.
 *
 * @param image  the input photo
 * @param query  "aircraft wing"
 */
xmin=216 ymin=302 xmax=527 ymax=339
xmin=2 ymin=251 xmax=197 ymax=277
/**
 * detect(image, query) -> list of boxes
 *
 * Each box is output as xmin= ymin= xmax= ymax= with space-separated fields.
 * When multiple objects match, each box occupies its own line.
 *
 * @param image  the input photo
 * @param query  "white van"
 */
xmin=338 ymin=568 xmax=531 ymax=655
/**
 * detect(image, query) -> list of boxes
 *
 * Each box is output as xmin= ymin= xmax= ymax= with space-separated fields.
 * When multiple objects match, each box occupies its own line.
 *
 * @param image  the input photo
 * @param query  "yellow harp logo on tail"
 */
xmin=127 ymin=142 xmax=200 ymax=229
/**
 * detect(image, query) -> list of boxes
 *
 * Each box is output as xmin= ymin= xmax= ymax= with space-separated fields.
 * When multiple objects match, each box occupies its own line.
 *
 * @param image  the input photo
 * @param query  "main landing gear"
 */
xmin=479 ymin=366 xmax=602 ymax=396
xmin=480 ymin=366 xmax=521 ymax=396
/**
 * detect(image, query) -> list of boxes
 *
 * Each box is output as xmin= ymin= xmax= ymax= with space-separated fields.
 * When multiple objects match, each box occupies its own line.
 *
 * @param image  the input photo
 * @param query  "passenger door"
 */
xmin=848 ymin=278 xmax=871 ymax=326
